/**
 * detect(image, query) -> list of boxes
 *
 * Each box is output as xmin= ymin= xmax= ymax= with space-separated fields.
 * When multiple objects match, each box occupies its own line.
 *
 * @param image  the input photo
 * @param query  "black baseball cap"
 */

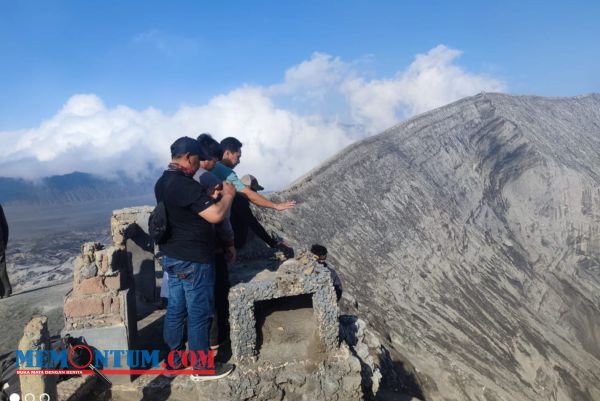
xmin=198 ymin=171 xmax=222 ymax=189
xmin=170 ymin=136 xmax=208 ymax=160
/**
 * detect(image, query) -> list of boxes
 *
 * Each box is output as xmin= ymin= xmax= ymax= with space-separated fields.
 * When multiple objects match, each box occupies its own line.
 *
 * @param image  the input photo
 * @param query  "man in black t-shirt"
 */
xmin=155 ymin=136 xmax=235 ymax=382
xmin=0 ymin=203 xmax=11 ymax=299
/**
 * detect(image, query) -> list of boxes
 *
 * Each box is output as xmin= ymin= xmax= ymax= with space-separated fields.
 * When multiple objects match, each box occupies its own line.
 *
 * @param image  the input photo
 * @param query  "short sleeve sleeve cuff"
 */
xmin=227 ymin=171 xmax=247 ymax=191
xmin=189 ymin=193 xmax=215 ymax=214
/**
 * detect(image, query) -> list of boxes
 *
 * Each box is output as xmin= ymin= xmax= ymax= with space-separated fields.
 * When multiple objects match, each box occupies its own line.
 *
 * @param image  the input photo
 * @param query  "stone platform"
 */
xmin=108 ymin=345 xmax=363 ymax=401
xmin=15 ymin=206 xmax=366 ymax=401
xmin=105 ymin=251 xmax=364 ymax=401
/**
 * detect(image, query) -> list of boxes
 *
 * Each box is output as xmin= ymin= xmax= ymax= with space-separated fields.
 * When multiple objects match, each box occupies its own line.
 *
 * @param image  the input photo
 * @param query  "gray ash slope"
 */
xmin=259 ymin=93 xmax=600 ymax=401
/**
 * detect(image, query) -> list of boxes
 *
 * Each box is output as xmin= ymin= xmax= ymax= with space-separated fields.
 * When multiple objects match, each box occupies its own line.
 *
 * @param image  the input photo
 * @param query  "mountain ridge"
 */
xmin=260 ymin=92 xmax=600 ymax=401
xmin=0 ymin=171 xmax=156 ymax=205
xmin=285 ymin=92 xmax=600 ymax=193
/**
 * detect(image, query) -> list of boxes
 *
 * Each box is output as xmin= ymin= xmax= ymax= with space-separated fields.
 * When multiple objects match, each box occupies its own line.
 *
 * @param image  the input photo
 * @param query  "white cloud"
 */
xmin=0 ymin=45 xmax=506 ymax=189
xmin=341 ymin=45 xmax=506 ymax=133
xmin=269 ymin=52 xmax=349 ymax=96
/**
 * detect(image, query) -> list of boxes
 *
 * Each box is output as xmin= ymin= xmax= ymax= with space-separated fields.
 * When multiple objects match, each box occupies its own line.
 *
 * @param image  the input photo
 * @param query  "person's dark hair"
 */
xmin=220 ymin=137 xmax=243 ymax=154
xmin=310 ymin=244 xmax=328 ymax=257
xmin=197 ymin=133 xmax=223 ymax=160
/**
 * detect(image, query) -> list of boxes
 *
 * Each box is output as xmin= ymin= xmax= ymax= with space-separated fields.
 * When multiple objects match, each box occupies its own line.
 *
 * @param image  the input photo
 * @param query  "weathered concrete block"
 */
xmin=18 ymin=315 xmax=58 ymax=401
xmin=101 ymin=296 xmax=121 ymax=316
xmin=104 ymin=275 xmax=122 ymax=290
xmin=76 ymin=276 xmax=105 ymax=295
xmin=64 ymin=297 xmax=104 ymax=318
xmin=95 ymin=246 xmax=126 ymax=277
xmin=111 ymin=206 xmax=157 ymax=304
xmin=111 ymin=206 xmax=154 ymax=247
xmin=62 ymin=323 xmax=132 ymax=385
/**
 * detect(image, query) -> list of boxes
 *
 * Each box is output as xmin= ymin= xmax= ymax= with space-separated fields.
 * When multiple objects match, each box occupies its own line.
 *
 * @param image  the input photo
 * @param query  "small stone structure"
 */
xmin=54 ymin=206 xmax=366 ymax=400
xmin=229 ymin=256 xmax=339 ymax=363
xmin=111 ymin=249 xmax=365 ymax=401
xmin=18 ymin=315 xmax=58 ymax=401
xmin=63 ymin=242 xmax=133 ymax=332
xmin=62 ymin=241 xmax=136 ymax=384
xmin=111 ymin=206 xmax=158 ymax=303
xmin=60 ymin=208 xmax=156 ymax=384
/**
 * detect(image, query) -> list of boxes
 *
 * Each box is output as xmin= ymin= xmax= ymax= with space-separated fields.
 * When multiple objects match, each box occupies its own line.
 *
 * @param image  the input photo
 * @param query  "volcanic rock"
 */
xmin=259 ymin=93 xmax=600 ymax=401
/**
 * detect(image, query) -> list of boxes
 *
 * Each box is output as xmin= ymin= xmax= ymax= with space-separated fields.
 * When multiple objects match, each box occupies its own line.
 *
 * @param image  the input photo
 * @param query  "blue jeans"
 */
xmin=160 ymin=255 xmax=215 ymax=368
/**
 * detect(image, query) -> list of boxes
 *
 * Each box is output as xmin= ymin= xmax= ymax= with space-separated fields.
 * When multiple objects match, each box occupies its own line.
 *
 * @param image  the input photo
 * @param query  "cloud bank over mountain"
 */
xmin=0 ymin=45 xmax=505 ymax=189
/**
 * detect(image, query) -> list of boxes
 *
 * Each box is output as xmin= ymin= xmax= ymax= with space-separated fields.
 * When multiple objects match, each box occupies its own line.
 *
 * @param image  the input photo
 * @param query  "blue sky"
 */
xmin=0 ymin=0 xmax=599 ymax=186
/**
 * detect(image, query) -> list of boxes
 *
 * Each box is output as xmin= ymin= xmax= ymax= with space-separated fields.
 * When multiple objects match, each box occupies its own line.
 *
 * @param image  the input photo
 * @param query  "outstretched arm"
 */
xmin=239 ymin=187 xmax=296 ymax=211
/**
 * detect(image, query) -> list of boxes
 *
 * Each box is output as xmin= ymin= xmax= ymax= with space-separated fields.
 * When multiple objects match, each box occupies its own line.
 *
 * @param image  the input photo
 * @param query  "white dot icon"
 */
xmin=9 ymin=393 xmax=20 ymax=401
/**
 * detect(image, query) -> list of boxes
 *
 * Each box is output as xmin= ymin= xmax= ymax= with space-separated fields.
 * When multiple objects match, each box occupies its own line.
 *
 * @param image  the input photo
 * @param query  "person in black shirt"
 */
xmin=0 ymin=204 xmax=11 ymax=298
xmin=231 ymin=174 xmax=285 ymax=250
xmin=155 ymin=136 xmax=235 ymax=382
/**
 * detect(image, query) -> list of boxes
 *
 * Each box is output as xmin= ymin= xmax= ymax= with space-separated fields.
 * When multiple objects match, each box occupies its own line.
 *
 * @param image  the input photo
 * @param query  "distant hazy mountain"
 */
xmin=0 ymin=172 xmax=156 ymax=204
xmin=260 ymin=93 xmax=600 ymax=401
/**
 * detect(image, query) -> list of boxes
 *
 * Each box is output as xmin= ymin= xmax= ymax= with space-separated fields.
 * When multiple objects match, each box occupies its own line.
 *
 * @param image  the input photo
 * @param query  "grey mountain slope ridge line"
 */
xmin=258 ymin=92 xmax=600 ymax=401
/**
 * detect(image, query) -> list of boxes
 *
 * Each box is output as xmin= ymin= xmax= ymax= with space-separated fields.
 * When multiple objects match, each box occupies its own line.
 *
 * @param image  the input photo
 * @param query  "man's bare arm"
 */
xmin=199 ymin=182 xmax=236 ymax=223
xmin=239 ymin=187 xmax=296 ymax=211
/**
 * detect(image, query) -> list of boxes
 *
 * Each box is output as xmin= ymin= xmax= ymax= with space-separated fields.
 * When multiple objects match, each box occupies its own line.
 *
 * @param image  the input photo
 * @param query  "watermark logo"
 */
xmin=15 ymin=348 xmax=216 ymax=376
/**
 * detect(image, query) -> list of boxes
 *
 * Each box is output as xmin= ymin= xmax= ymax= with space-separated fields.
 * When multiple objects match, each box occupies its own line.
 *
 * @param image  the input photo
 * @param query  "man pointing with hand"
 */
xmin=212 ymin=137 xmax=296 ymax=211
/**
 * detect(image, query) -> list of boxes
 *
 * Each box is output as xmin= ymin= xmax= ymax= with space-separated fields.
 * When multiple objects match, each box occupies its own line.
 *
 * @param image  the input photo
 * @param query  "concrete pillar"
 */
xmin=111 ymin=206 xmax=157 ymax=304
xmin=17 ymin=315 xmax=58 ymax=401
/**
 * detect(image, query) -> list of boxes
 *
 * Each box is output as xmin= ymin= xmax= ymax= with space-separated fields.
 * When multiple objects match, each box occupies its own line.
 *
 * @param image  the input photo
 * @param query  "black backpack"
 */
xmin=148 ymin=174 xmax=173 ymax=244
xmin=148 ymin=201 xmax=169 ymax=244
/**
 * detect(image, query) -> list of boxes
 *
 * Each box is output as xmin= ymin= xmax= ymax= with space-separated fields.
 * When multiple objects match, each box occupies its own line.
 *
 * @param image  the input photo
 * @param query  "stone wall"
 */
xmin=59 ymin=206 xmax=161 ymax=384
xmin=63 ymin=206 xmax=157 ymax=336
xmin=63 ymin=243 xmax=124 ymax=330
xmin=63 ymin=242 xmax=132 ymax=332
xmin=229 ymin=253 xmax=339 ymax=363
xmin=62 ymin=225 xmax=139 ymax=384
